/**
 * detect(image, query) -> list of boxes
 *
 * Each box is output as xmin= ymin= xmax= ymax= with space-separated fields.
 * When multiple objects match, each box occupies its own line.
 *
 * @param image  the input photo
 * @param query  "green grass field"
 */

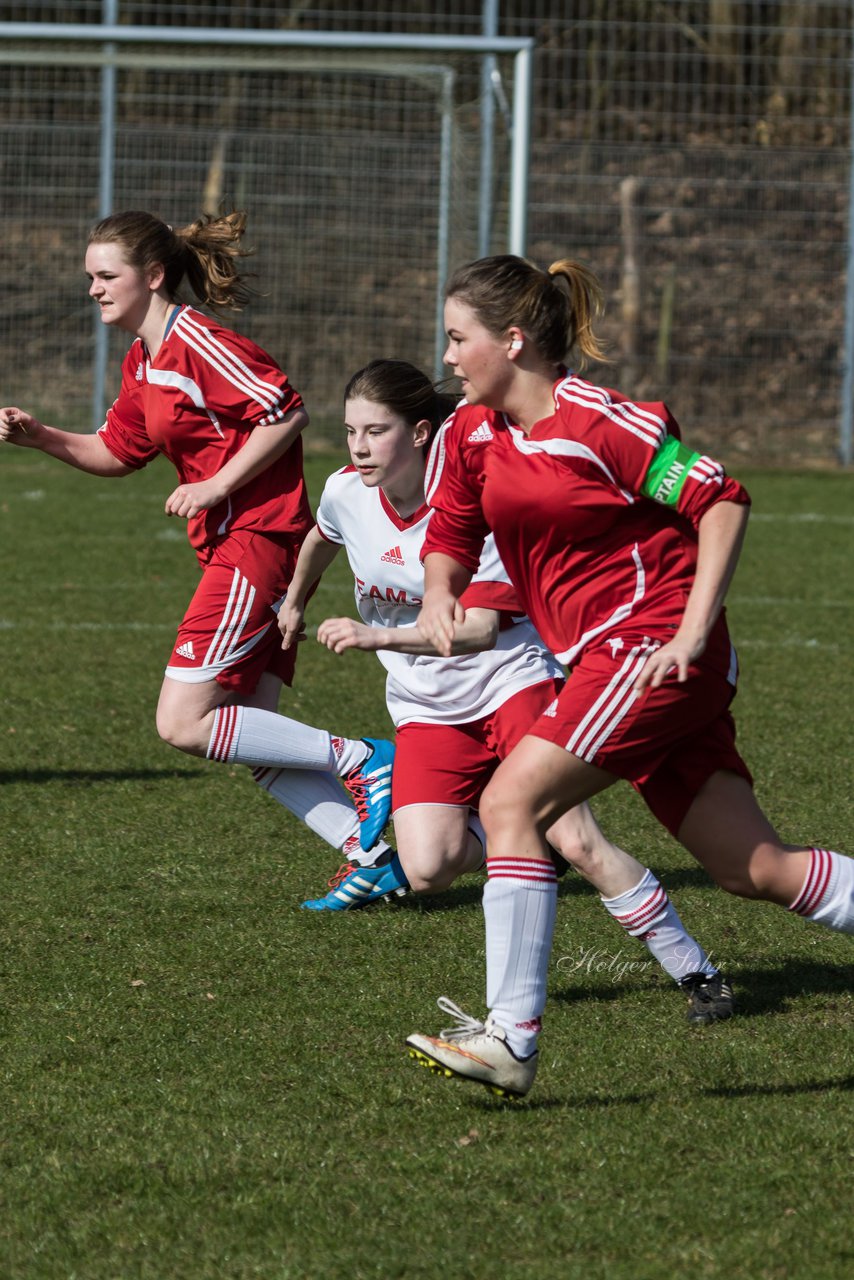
xmin=1 ymin=449 xmax=852 ymax=1280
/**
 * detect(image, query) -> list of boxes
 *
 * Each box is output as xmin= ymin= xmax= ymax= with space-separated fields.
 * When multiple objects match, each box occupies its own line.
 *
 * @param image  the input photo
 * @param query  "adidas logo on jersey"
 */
xmin=467 ymin=421 xmax=494 ymax=444
xmin=176 ymin=641 xmax=196 ymax=660
xmin=380 ymin=545 xmax=405 ymax=565
xmin=135 ymin=362 xmax=144 ymax=382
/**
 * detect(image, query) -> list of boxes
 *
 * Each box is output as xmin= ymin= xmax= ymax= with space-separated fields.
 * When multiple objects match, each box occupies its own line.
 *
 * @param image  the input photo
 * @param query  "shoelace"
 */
xmin=327 ymin=863 xmax=354 ymax=889
xmin=343 ymin=769 xmax=370 ymax=821
xmin=437 ymin=996 xmax=486 ymax=1041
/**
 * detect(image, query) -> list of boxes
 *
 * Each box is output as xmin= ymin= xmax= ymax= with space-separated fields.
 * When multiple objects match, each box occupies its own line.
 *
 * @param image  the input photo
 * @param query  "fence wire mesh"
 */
xmin=1 ymin=2 xmax=852 ymax=464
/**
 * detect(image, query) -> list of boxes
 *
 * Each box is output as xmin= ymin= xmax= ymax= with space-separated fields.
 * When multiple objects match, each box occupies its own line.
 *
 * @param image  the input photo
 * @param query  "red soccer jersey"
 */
xmin=423 ymin=373 xmax=751 ymax=666
xmin=98 ymin=306 xmax=311 ymax=554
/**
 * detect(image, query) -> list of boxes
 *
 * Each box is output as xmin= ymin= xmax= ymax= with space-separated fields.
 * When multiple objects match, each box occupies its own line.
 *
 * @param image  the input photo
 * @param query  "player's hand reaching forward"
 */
xmin=316 ymin=617 xmax=379 ymax=654
xmin=0 ymin=406 xmax=39 ymax=445
xmin=164 ymin=478 xmax=227 ymax=519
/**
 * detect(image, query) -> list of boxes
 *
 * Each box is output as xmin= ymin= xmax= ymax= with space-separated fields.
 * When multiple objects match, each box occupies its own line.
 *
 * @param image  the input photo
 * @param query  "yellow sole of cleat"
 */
xmin=406 ymin=1047 xmax=524 ymax=1101
xmin=408 ymin=1047 xmax=454 ymax=1079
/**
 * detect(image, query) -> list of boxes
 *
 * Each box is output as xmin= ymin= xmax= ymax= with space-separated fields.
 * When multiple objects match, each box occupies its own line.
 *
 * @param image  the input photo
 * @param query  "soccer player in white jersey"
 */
xmin=0 ymin=210 xmax=395 ymax=870
xmin=406 ymin=253 xmax=854 ymax=1099
xmin=280 ymin=358 xmax=736 ymax=1024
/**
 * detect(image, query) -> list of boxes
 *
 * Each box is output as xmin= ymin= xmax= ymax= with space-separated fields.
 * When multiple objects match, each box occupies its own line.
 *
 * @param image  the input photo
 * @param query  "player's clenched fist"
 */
xmin=0 ymin=406 xmax=39 ymax=444
xmin=416 ymin=588 xmax=465 ymax=658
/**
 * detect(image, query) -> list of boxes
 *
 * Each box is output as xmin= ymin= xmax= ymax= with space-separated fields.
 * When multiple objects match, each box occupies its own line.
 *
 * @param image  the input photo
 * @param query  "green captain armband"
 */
xmin=639 ymin=435 xmax=702 ymax=506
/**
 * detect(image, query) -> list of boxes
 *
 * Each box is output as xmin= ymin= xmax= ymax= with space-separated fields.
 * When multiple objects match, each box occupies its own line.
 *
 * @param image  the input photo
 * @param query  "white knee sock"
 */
xmin=601 ymin=868 xmax=717 ymax=982
xmin=788 ymin=848 xmax=854 ymax=934
xmin=207 ymin=705 xmax=366 ymax=774
xmin=484 ymin=856 xmax=558 ymax=1058
xmin=253 ymin=765 xmax=392 ymax=866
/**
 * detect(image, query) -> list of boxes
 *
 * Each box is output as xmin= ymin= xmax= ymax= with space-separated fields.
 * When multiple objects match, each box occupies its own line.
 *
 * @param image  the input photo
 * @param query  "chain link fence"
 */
xmin=1 ymin=2 xmax=852 ymax=464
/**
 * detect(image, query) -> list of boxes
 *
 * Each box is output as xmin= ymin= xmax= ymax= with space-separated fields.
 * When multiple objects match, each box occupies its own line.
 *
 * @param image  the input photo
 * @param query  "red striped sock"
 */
xmin=207 ymin=704 xmax=241 ymax=762
xmin=788 ymin=848 xmax=834 ymax=916
xmin=486 ymin=856 xmax=558 ymax=887
xmin=788 ymin=847 xmax=854 ymax=935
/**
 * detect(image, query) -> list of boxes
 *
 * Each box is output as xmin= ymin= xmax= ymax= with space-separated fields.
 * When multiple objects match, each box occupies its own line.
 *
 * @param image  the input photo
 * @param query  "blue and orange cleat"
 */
xmin=301 ymin=853 xmax=409 ymax=912
xmin=342 ymin=737 xmax=395 ymax=851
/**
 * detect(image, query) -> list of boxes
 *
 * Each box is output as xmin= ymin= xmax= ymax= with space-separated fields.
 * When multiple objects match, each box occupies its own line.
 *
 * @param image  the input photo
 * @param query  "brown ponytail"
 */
xmin=87 ymin=209 xmax=255 ymax=312
xmin=445 ymin=253 xmax=608 ymax=369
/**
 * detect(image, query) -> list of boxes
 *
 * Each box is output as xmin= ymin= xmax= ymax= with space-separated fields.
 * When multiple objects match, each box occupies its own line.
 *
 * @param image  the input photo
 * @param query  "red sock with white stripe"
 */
xmin=602 ymin=869 xmax=717 ymax=982
xmin=207 ymin=705 xmax=367 ymax=773
xmin=484 ymin=856 xmax=558 ymax=1058
xmin=788 ymin=848 xmax=854 ymax=934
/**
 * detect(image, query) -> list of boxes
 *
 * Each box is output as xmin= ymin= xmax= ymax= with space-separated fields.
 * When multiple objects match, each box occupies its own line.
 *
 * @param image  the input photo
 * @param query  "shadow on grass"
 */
xmin=456 ymin=1089 xmax=661 ymax=1114
xmin=466 ymin=1070 xmax=854 ymax=1113
xmin=0 ymin=768 xmax=204 ymax=785
xmin=715 ymin=958 xmax=854 ymax=1017
xmin=396 ymin=883 xmax=485 ymax=912
xmin=549 ymin=958 xmax=854 ymax=1017
xmin=391 ymin=861 xmax=772 ymax=911
xmin=701 ymin=1074 xmax=854 ymax=1099
xmin=644 ymin=865 xmax=729 ymax=891
xmin=551 ymin=978 xmax=649 ymax=1006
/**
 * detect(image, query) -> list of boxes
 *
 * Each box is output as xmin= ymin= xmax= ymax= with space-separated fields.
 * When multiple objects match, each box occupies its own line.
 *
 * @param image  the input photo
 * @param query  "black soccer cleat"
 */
xmin=680 ymin=971 xmax=736 ymax=1025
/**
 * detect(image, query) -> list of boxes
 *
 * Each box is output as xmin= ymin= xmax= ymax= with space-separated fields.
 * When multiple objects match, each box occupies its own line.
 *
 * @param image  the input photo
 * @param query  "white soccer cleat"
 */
xmin=405 ymin=998 xmax=538 ymax=1101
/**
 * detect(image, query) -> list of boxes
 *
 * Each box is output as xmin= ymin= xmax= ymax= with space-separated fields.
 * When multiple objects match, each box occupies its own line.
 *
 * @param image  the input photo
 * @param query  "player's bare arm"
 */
xmin=317 ymin=606 xmax=500 ymax=656
xmin=278 ymin=524 xmax=342 ymax=649
xmin=0 ymin=406 xmax=133 ymax=476
xmin=636 ymin=499 xmax=751 ymax=691
xmin=164 ymin=406 xmax=309 ymax=519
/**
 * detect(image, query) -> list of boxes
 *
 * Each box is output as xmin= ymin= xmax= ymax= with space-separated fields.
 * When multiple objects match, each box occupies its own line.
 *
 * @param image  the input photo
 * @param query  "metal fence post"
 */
xmin=841 ymin=45 xmax=854 ymax=465
xmin=92 ymin=0 xmax=118 ymax=430
xmin=478 ymin=0 xmax=498 ymax=257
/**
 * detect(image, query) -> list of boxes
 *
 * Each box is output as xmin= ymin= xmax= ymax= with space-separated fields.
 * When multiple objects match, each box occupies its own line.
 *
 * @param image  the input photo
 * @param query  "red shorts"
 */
xmin=392 ymin=678 xmax=564 ymax=811
xmin=525 ymin=616 xmax=753 ymax=837
xmin=166 ymin=529 xmax=302 ymax=695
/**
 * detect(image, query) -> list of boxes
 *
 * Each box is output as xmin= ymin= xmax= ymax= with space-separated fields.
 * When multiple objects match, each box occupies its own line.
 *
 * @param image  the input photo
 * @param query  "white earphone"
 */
xmin=510 ymin=338 xmax=524 ymax=351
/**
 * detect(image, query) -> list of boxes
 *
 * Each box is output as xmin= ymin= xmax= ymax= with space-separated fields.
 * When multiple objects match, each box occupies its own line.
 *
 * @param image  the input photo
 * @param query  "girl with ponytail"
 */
xmin=403 ymin=252 xmax=854 ymax=1100
xmin=0 ymin=210 xmax=397 ymax=873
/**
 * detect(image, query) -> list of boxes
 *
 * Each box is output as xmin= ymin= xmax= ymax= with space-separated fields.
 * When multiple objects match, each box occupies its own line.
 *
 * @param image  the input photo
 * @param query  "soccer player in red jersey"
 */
xmin=281 ymin=359 xmax=734 ymax=1019
xmin=404 ymin=254 xmax=854 ymax=1099
xmin=0 ymin=210 xmax=395 ymax=872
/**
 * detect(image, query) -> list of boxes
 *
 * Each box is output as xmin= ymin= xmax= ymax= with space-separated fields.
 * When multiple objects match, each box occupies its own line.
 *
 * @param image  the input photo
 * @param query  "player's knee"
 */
xmin=407 ymin=867 xmax=453 ymax=893
xmin=403 ymin=847 xmax=465 ymax=894
xmin=155 ymin=705 xmax=203 ymax=756
xmin=711 ymin=843 xmax=787 ymax=899
xmin=480 ymin=783 xmax=532 ymax=843
xmin=548 ymin=831 xmax=595 ymax=875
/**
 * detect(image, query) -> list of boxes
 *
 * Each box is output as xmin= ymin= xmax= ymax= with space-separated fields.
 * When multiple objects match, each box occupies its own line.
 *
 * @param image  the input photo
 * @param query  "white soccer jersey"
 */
xmin=316 ymin=466 xmax=563 ymax=727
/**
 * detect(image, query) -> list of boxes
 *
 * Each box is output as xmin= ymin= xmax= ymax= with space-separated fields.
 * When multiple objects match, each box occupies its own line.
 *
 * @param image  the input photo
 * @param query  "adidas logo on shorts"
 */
xmin=176 ymin=641 xmax=196 ymax=660
xmin=467 ymin=421 xmax=494 ymax=444
xmin=542 ymin=699 xmax=558 ymax=718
